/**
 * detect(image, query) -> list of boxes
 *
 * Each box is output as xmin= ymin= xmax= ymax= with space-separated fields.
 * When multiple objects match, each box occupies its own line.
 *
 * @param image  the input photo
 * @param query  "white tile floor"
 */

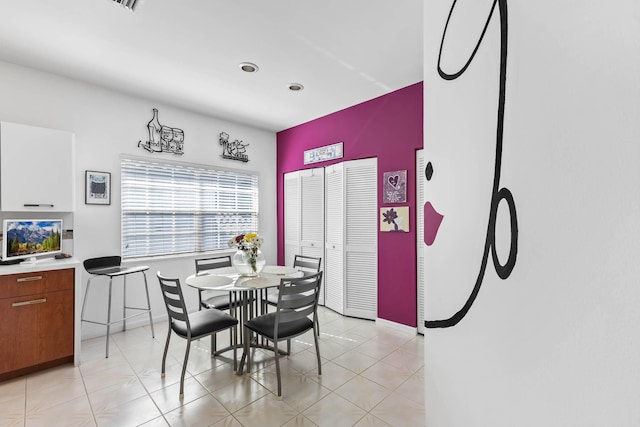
xmin=0 ymin=307 xmax=425 ymax=426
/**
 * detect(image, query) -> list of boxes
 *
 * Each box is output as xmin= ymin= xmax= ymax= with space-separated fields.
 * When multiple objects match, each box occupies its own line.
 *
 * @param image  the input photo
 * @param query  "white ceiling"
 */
xmin=0 ymin=0 xmax=423 ymax=132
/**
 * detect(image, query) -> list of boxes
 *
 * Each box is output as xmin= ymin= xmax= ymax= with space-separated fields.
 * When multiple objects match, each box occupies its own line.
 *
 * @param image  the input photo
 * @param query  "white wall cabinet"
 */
xmin=0 ymin=122 xmax=75 ymax=212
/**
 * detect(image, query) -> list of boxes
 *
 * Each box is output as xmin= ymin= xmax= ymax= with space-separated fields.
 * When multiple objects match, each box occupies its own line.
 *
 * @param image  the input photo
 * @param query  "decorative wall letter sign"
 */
xmin=219 ymin=132 xmax=249 ymax=162
xmin=138 ymin=108 xmax=184 ymax=155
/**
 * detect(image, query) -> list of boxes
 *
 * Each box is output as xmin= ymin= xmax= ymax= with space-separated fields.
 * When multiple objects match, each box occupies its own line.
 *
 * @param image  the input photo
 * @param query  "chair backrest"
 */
xmin=195 ymin=256 xmax=232 ymax=274
xmin=157 ymin=272 xmax=191 ymax=333
xmin=83 ymin=256 xmax=121 ymax=273
xmin=275 ymin=271 xmax=323 ymax=327
xmin=293 ymin=255 xmax=322 ymax=274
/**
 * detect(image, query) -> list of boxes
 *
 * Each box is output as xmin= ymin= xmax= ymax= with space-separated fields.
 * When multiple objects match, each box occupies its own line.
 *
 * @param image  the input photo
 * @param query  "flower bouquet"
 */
xmin=228 ymin=233 xmax=265 ymax=275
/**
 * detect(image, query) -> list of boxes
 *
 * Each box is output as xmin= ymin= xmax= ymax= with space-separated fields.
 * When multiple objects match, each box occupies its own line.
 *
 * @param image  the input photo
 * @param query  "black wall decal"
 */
xmin=425 ymin=0 xmax=519 ymax=329
xmin=219 ymin=132 xmax=250 ymax=162
xmin=138 ymin=108 xmax=185 ymax=155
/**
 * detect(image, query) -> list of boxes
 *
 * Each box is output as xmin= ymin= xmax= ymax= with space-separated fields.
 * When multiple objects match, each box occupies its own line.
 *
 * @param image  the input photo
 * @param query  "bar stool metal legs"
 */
xmin=81 ymin=268 xmax=155 ymax=358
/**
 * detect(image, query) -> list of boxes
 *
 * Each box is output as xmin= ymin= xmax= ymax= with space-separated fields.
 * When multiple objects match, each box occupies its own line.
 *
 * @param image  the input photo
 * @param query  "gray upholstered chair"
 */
xmin=157 ymin=272 xmax=238 ymax=397
xmin=240 ymin=271 xmax=323 ymax=396
xmin=195 ymin=256 xmax=233 ymax=311
xmin=265 ymin=255 xmax=322 ymax=335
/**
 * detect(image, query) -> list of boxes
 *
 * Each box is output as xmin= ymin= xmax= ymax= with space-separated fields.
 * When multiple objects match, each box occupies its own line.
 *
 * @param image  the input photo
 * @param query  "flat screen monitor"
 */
xmin=2 ymin=219 xmax=63 ymax=262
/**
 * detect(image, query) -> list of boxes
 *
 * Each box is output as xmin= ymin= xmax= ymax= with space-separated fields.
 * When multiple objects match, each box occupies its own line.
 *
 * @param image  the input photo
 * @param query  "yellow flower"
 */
xmin=245 ymin=233 xmax=257 ymax=241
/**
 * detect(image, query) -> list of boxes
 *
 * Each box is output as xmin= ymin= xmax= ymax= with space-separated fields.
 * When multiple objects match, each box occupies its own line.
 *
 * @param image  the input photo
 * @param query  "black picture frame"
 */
xmin=85 ymin=170 xmax=111 ymax=205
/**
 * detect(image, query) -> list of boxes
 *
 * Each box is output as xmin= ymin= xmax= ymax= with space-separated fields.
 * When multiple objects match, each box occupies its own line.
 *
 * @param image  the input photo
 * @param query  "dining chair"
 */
xmin=240 ymin=271 xmax=323 ymax=396
xmin=195 ymin=256 xmax=233 ymax=311
xmin=195 ymin=255 xmax=253 ymax=354
xmin=265 ymin=255 xmax=322 ymax=336
xmin=157 ymin=272 xmax=238 ymax=397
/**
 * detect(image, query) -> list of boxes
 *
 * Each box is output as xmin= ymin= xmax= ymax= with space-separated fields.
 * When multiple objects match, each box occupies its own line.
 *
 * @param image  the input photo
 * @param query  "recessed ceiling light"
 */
xmin=288 ymin=83 xmax=304 ymax=91
xmin=239 ymin=62 xmax=259 ymax=73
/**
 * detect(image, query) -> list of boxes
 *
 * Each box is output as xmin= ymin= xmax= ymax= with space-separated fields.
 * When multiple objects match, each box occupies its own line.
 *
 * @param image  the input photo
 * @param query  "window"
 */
xmin=121 ymin=157 xmax=259 ymax=259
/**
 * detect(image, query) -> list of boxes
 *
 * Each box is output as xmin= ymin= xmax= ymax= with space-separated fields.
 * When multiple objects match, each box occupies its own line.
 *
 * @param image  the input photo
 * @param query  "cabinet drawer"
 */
xmin=0 ymin=268 xmax=74 ymax=299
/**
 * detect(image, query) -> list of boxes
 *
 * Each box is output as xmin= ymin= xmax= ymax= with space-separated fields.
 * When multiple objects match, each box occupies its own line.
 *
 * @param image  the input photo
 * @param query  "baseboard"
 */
xmin=375 ymin=317 xmax=418 ymax=335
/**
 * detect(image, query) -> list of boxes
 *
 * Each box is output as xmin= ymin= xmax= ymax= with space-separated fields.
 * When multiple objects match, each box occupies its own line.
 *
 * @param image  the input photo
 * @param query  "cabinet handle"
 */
xmin=23 ymin=204 xmax=54 ymax=208
xmin=17 ymin=276 xmax=43 ymax=283
xmin=12 ymin=298 xmax=47 ymax=307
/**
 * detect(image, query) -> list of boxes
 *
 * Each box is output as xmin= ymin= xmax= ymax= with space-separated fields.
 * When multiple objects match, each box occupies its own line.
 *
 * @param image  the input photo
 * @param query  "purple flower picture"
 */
xmin=380 ymin=206 xmax=409 ymax=232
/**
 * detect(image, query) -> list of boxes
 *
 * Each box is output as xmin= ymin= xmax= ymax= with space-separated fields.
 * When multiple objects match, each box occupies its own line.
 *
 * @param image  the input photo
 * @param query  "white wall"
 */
xmin=424 ymin=1 xmax=640 ymax=425
xmin=0 ymin=60 xmax=277 ymax=339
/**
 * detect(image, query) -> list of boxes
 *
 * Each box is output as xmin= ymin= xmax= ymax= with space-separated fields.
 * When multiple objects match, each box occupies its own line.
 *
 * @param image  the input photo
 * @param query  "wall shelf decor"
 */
xmin=137 ymin=108 xmax=184 ymax=155
xmin=219 ymin=132 xmax=249 ymax=162
xmin=85 ymin=171 xmax=111 ymax=205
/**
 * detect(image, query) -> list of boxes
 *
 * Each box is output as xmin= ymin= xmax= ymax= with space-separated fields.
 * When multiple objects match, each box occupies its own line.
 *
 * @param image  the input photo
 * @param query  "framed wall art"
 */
xmin=383 ymin=170 xmax=407 ymax=203
xmin=85 ymin=170 xmax=111 ymax=205
xmin=380 ymin=206 xmax=410 ymax=232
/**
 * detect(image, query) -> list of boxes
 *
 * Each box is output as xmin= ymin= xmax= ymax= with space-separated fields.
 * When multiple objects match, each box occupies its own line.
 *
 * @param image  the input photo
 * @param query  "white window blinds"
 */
xmin=121 ymin=158 xmax=259 ymax=259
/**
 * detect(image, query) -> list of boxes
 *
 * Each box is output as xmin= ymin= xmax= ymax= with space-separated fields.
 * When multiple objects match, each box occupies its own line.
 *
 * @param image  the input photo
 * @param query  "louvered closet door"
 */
xmin=324 ymin=163 xmax=344 ymax=314
xmin=344 ymin=158 xmax=378 ymax=320
xmin=284 ymin=171 xmax=301 ymax=267
xmin=300 ymin=167 xmax=325 ymax=304
xmin=416 ymin=149 xmax=426 ymax=334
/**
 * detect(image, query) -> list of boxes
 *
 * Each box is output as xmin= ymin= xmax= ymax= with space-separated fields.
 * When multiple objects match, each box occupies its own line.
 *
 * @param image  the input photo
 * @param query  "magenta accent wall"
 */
xmin=276 ymin=82 xmax=423 ymax=327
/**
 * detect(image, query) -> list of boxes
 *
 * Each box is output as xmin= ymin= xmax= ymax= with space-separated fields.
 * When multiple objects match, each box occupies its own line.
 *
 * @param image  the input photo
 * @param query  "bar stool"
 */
xmin=81 ymin=256 xmax=155 ymax=358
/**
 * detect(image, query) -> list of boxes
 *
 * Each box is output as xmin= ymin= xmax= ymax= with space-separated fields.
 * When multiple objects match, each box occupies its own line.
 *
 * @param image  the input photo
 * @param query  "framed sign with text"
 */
xmin=303 ymin=142 xmax=343 ymax=165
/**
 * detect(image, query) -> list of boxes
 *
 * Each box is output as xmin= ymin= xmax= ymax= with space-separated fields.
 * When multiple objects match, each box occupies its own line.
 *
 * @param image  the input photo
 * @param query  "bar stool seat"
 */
xmin=81 ymin=256 xmax=155 ymax=358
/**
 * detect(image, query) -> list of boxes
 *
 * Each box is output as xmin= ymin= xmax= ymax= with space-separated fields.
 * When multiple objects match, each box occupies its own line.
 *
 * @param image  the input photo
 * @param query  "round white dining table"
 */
xmin=185 ymin=265 xmax=301 ymax=371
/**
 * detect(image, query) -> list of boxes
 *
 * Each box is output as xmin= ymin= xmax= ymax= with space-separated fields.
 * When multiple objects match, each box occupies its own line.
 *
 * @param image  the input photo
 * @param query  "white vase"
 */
xmin=232 ymin=249 xmax=266 ymax=276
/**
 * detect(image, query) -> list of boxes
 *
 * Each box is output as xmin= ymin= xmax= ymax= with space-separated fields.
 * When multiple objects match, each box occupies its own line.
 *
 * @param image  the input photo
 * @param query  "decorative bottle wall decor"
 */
xmin=138 ymin=108 xmax=184 ymax=155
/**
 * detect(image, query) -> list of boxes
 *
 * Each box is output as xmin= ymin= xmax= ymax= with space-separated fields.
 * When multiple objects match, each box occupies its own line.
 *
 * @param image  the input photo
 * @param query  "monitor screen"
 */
xmin=2 ymin=219 xmax=63 ymax=262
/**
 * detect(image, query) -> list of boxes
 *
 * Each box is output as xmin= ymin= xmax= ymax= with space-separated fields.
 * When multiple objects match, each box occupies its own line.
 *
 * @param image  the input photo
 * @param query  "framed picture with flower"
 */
xmin=380 ymin=207 xmax=409 ymax=232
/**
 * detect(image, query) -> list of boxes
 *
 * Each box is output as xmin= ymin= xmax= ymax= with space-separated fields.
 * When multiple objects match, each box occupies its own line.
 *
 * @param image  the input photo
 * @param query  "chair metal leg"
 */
xmin=161 ymin=327 xmax=171 ymax=375
xmin=123 ymin=275 xmax=127 ymax=331
xmin=105 ymin=278 xmax=113 ymax=358
xmin=313 ymin=326 xmax=322 ymax=376
xmin=232 ymin=324 xmax=237 ymax=371
xmin=274 ymin=340 xmax=282 ymax=397
xmin=180 ymin=338 xmax=191 ymax=398
xmin=142 ymin=271 xmax=155 ymax=337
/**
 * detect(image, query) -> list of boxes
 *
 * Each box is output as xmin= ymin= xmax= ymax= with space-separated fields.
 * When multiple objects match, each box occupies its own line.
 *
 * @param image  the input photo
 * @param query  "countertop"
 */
xmin=0 ymin=257 xmax=81 ymax=275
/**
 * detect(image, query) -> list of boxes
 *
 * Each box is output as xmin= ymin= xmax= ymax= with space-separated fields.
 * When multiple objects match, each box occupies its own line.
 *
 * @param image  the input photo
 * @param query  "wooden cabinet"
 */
xmin=0 ymin=268 xmax=74 ymax=380
xmin=0 ymin=121 xmax=75 ymax=212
